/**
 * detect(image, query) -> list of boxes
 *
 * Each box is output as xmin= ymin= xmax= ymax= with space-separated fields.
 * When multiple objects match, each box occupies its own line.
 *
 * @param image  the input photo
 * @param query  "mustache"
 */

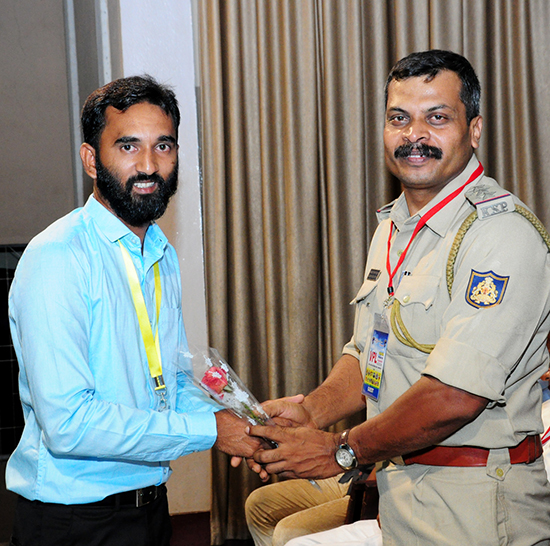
xmin=394 ymin=142 xmax=443 ymax=160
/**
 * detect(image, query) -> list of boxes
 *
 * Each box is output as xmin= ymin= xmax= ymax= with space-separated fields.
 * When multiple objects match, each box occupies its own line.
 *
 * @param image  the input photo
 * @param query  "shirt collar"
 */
xmin=377 ymin=154 xmax=482 ymax=237
xmin=83 ymin=195 xmax=168 ymax=257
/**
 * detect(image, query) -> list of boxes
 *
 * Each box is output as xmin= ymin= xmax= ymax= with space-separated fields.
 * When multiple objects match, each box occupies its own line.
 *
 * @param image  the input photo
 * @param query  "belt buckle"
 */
xmin=135 ymin=486 xmax=157 ymax=508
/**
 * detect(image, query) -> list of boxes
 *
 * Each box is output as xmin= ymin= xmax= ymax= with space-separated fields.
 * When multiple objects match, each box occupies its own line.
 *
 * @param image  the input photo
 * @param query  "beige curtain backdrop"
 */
xmin=196 ymin=1 xmax=550 ymax=542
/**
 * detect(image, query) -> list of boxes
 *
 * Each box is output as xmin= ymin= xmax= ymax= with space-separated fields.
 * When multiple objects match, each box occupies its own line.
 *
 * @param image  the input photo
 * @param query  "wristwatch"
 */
xmin=335 ymin=429 xmax=358 ymax=471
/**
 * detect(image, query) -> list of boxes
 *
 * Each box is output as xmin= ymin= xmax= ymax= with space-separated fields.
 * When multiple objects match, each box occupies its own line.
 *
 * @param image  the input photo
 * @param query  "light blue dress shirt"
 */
xmin=7 ymin=195 xmax=219 ymax=504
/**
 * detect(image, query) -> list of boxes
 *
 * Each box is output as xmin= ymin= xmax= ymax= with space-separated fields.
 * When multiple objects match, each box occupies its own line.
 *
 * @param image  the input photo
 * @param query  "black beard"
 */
xmin=394 ymin=142 xmax=443 ymax=160
xmin=95 ymin=154 xmax=178 ymax=227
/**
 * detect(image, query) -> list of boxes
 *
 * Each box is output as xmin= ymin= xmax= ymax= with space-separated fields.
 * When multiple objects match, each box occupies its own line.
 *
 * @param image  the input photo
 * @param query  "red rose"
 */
xmin=202 ymin=366 xmax=229 ymax=395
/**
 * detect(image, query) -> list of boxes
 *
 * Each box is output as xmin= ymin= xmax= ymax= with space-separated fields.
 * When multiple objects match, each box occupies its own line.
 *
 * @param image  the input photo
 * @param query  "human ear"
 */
xmin=469 ymin=116 xmax=483 ymax=149
xmin=80 ymin=143 xmax=98 ymax=179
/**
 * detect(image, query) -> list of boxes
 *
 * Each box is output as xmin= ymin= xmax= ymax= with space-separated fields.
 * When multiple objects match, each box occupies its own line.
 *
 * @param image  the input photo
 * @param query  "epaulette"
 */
xmin=465 ymin=184 xmax=516 ymax=221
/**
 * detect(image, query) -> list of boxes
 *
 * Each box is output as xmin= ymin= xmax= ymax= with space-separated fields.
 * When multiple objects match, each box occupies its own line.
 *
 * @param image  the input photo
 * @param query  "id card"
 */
xmin=362 ymin=313 xmax=389 ymax=401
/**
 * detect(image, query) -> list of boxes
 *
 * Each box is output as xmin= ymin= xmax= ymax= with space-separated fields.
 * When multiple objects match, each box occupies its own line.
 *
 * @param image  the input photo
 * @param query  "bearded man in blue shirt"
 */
xmin=6 ymin=75 xmax=261 ymax=546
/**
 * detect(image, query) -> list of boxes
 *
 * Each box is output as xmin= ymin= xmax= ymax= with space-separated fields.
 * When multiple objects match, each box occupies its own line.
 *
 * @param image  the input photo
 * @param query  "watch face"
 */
xmin=336 ymin=447 xmax=356 ymax=470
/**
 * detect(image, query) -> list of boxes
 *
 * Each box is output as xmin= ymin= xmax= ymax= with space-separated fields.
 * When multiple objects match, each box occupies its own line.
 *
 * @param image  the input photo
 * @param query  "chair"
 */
xmin=344 ymin=468 xmax=379 ymax=523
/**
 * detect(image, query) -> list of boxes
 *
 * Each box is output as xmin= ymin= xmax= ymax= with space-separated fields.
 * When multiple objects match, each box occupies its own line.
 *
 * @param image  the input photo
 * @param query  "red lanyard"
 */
xmin=386 ymin=162 xmax=484 ymax=296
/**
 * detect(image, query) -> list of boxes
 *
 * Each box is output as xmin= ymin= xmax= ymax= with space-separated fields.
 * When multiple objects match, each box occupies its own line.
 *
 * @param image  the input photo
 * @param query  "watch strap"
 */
xmin=339 ymin=429 xmax=351 ymax=447
xmin=335 ymin=428 xmax=358 ymax=471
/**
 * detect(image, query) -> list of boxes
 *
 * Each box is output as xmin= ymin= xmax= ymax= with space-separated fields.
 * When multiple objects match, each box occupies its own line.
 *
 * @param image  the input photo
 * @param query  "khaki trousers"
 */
xmin=378 ymin=454 xmax=550 ymax=546
xmin=245 ymin=475 xmax=349 ymax=546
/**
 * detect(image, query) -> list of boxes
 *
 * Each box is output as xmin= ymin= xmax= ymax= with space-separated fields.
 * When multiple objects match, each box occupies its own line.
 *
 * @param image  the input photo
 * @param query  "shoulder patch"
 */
xmin=465 ymin=184 xmax=516 ymax=221
xmin=466 ymin=270 xmax=509 ymax=308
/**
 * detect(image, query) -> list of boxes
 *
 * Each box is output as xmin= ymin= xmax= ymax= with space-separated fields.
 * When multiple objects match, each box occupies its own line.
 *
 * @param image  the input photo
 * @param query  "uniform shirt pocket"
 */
xmin=395 ymin=274 xmax=440 ymax=309
xmin=391 ymin=274 xmax=442 ymax=353
xmin=350 ymin=278 xmax=380 ymax=354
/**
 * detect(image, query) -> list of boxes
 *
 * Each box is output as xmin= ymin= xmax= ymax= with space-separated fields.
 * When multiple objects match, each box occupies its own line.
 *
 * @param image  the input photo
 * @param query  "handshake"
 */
xmin=214 ymin=395 xmax=344 ymax=483
xmin=184 ymin=346 xmax=351 ymax=482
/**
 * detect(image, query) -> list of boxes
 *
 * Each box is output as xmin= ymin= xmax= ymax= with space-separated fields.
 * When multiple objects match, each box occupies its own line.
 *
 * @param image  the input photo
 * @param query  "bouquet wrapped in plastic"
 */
xmin=181 ymin=345 xmax=320 ymax=489
xmin=180 ymin=346 xmax=273 ymax=426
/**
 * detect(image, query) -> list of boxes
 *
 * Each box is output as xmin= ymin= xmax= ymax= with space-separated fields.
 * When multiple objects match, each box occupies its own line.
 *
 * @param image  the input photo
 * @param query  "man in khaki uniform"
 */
xmin=248 ymin=50 xmax=550 ymax=545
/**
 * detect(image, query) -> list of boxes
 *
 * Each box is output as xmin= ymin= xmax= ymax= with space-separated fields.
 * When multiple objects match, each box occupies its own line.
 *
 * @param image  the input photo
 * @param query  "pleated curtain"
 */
xmin=195 ymin=1 xmax=550 ymax=542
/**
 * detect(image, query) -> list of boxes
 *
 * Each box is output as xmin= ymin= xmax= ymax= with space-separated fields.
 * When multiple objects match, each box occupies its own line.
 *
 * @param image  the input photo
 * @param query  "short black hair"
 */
xmin=81 ymin=74 xmax=180 ymax=151
xmin=385 ymin=50 xmax=481 ymax=123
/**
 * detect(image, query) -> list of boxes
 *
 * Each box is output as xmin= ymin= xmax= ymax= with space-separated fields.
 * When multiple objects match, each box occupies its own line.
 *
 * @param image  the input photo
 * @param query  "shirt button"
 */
xmin=496 ymin=468 xmax=504 ymax=477
xmin=402 ymin=295 xmax=410 ymax=303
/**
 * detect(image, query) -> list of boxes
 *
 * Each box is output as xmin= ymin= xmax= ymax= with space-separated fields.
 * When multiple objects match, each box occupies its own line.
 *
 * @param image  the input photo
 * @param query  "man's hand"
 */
xmin=248 ymin=424 xmax=342 ymax=480
xmin=214 ymin=410 xmax=265 ymax=458
xmin=261 ymin=393 xmax=317 ymax=428
xmin=229 ymin=393 xmax=310 ymax=475
xmin=230 ymin=449 xmax=270 ymax=482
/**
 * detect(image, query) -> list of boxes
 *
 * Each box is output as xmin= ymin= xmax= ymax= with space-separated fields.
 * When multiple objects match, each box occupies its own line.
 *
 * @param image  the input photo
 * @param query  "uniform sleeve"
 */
xmin=423 ymin=212 xmax=550 ymax=402
xmin=9 ymin=240 xmax=218 ymax=462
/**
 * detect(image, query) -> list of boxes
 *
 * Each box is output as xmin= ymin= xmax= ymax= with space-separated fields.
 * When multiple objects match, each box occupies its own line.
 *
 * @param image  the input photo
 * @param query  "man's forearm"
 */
xmin=302 ymin=354 xmax=366 ymax=429
xmin=249 ymin=374 xmax=490 ymax=480
xmin=349 ymin=375 xmax=489 ymax=464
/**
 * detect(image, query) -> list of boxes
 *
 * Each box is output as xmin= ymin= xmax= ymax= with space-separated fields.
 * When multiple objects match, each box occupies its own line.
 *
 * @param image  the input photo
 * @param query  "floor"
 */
xmin=170 ymin=512 xmax=254 ymax=546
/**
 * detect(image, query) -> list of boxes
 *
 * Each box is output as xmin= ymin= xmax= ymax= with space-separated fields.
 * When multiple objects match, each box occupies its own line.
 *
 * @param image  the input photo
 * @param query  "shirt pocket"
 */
xmin=391 ymin=274 xmax=441 ymax=353
xmin=350 ymin=278 xmax=380 ymax=354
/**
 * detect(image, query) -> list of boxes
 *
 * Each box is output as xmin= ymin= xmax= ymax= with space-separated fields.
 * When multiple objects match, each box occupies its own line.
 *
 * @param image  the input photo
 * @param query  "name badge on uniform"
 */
xmin=362 ymin=313 xmax=389 ymax=401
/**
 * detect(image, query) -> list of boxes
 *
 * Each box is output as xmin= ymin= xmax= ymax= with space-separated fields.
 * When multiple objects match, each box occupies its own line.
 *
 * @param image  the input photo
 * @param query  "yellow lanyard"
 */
xmin=118 ymin=241 xmax=165 ymax=392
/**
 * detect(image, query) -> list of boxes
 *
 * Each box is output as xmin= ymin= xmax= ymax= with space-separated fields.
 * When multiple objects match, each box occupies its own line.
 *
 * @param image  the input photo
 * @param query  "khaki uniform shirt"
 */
xmin=343 ymin=155 xmax=550 ymax=450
